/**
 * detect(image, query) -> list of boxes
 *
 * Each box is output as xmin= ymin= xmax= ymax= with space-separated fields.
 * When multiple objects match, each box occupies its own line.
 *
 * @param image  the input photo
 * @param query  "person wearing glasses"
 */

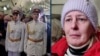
xmin=24 ymin=6 xmax=47 ymax=56
xmin=5 ymin=6 xmax=25 ymax=56
xmin=52 ymin=0 xmax=100 ymax=56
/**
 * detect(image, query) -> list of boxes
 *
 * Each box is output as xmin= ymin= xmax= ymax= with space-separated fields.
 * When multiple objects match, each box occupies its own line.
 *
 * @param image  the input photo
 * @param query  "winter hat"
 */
xmin=61 ymin=0 xmax=98 ymax=30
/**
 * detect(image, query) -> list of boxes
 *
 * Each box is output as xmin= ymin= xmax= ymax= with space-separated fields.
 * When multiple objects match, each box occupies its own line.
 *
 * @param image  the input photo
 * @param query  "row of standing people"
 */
xmin=0 ymin=5 xmax=48 ymax=56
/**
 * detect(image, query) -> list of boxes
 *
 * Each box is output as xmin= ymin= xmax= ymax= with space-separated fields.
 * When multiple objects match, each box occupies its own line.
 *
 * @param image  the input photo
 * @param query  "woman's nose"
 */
xmin=71 ymin=19 xmax=78 ymax=30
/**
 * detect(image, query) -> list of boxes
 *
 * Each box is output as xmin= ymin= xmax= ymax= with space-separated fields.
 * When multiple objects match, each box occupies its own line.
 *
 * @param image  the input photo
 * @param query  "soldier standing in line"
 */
xmin=24 ymin=6 xmax=47 ymax=56
xmin=5 ymin=6 xmax=25 ymax=56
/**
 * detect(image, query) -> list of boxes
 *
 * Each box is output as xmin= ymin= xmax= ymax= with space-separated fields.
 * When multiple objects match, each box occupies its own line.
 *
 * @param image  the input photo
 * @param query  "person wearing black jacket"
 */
xmin=0 ymin=11 xmax=5 ymax=40
xmin=0 ymin=11 xmax=7 ymax=56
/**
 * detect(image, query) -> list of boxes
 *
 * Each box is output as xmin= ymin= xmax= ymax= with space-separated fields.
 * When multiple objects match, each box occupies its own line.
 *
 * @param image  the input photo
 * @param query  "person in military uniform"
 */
xmin=24 ymin=6 xmax=47 ymax=56
xmin=5 ymin=6 xmax=25 ymax=56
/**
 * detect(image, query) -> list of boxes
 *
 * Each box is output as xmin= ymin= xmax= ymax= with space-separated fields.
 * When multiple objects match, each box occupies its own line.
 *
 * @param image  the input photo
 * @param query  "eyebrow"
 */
xmin=66 ymin=14 xmax=85 ymax=17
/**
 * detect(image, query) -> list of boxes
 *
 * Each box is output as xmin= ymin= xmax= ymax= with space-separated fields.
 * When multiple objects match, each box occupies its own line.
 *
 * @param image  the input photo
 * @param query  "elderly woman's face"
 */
xmin=63 ymin=11 xmax=94 ymax=47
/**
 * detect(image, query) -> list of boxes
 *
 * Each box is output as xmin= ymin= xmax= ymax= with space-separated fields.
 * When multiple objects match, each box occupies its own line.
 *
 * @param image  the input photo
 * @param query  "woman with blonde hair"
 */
xmin=52 ymin=0 xmax=100 ymax=56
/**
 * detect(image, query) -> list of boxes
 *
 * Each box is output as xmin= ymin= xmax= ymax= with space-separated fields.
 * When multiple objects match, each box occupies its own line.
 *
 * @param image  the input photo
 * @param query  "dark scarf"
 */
xmin=66 ymin=44 xmax=89 ymax=56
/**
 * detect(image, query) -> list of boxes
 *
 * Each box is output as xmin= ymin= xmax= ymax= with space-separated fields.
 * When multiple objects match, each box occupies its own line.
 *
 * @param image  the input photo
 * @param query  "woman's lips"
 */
xmin=69 ymin=34 xmax=81 ymax=38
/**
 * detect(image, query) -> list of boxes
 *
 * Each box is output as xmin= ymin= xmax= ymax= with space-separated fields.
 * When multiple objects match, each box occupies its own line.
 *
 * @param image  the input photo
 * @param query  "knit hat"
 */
xmin=61 ymin=0 xmax=98 ymax=30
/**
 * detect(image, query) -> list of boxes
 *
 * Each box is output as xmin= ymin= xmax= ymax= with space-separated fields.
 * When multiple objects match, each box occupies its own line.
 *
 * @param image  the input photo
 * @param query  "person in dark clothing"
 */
xmin=0 ymin=11 xmax=7 ymax=56
xmin=47 ymin=22 xmax=51 ymax=53
xmin=0 ymin=11 xmax=5 ymax=40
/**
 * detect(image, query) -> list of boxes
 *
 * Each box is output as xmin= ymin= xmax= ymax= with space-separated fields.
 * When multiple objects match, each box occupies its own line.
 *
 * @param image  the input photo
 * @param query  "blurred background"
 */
xmin=0 ymin=0 xmax=50 ymax=15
